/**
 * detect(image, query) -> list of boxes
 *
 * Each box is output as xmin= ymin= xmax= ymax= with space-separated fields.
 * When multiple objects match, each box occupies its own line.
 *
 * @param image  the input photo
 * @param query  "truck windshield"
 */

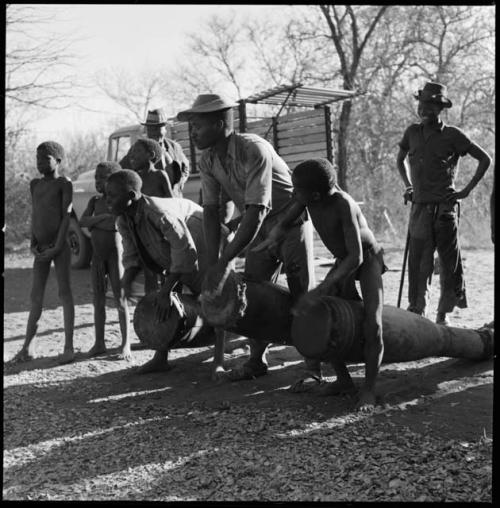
xmin=110 ymin=136 xmax=131 ymax=162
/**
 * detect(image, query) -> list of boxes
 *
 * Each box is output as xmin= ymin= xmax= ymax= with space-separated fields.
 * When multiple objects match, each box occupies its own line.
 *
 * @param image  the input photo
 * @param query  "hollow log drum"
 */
xmin=291 ymin=296 xmax=494 ymax=363
xmin=134 ymin=271 xmax=493 ymax=363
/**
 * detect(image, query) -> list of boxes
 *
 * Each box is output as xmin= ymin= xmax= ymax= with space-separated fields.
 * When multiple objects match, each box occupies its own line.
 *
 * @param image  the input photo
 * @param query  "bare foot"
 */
xmin=86 ymin=344 xmax=107 ymax=358
xmin=318 ymin=379 xmax=356 ymax=397
xmin=136 ymin=355 xmax=172 ymax=375
xmin=211 ymin=364 xmax=227 ymax=382
xmin=289 ymin=374 xmax=323 ymax=393
xmin=58 ymin=349 xmax=75 ymax=365
xmin=118 ymin=345 xmax=132 ymax=361
xmin=8 ymin=349 xmax=34 ymax=364
xmin=355 ymin=389 xmax=376 ymax=412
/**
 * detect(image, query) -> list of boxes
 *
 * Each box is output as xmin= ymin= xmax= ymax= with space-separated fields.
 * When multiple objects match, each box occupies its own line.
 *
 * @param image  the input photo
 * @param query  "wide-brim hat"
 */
xmin=177 ymin=94 xmax=239 ymax=121
xmin=414 ymin=81 xmax=452 ymax=108
xmin=141 ymin=108 xmax=169 ymax=126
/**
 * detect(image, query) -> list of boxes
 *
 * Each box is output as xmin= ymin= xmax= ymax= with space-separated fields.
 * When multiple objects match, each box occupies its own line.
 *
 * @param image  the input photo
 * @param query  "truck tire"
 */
xmin=68 ymin=218 xmax=92 ymax=269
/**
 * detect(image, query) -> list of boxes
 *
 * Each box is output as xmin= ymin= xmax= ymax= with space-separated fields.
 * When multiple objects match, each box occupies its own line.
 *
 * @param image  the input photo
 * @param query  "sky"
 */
xmin=8 ymin=4 xmax=286 ymax=144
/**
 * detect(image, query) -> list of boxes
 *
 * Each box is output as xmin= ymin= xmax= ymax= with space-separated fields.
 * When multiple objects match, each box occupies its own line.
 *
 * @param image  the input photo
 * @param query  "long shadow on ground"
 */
xmin=4 ymin=267 xmax=95 ymax=312
xmin=4 ymin=347 xmax=492 ymax=450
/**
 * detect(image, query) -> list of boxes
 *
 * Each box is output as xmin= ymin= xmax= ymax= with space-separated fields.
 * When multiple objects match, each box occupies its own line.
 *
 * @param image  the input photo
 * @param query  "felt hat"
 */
xmin=141 ymin=108 xmax=169 ymax=126
xmin=414 ymin=82 xmax=452 ymax=108
xmin=177 ymin=94 xmax=239 ymax=121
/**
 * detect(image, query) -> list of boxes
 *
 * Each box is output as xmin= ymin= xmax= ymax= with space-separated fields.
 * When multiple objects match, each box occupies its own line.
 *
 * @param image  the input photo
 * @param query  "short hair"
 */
xmin=293 ymin=158 xmax=337 ymax=194
xmin=37 ymin=141 xmax=65 ymax=160
xmin=96 ymin=161 xmax=122 ymax=175
xmin=107 ymin=169 xmax=143 ymax=193
xmin=135 ymin=138 xmax=163 ymax=163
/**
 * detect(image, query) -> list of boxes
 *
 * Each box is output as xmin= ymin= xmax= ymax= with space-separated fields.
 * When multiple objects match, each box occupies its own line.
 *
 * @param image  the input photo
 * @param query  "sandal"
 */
xmin=227 ymin=361 xmax=268 ymax=381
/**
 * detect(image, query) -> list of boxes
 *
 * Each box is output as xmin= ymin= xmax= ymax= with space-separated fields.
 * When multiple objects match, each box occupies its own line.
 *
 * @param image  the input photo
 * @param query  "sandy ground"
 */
xmin=3 ymin=244 xmax=494 ymax=501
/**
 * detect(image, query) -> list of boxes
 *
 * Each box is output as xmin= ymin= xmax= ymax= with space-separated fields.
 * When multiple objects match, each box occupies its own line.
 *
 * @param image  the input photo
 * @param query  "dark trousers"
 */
xmin=408 ymin=202 xmax=467 ymax=315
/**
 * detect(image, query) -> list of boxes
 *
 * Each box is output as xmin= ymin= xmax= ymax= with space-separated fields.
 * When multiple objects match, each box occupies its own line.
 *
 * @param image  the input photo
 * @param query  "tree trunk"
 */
xmin=337 ymin=100 xmax=352 ymax=191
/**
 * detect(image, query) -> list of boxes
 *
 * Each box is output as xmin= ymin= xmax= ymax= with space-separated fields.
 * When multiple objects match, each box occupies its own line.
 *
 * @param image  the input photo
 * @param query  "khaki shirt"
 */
xmin=117 ymin=196 xmax=204 ymax=274
xmin=399 ymin=121 xmax=472 ymax=203
xmin=199 ymin=132 xmax=294 ymax=218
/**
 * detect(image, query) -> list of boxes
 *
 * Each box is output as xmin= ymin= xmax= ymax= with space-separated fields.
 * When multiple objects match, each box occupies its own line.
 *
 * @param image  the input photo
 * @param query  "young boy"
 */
xmin=105 ymin=169 xmax=228 ymax=379
xmin=256 ymin=158 xmax=385 ymax=411
xmin=128 ymin=138 xmax=174 ymax=199
xmin=79 ymin=161 xmax=131 ymax=360
xmin=10 ymin=141 xmax=75 ymax=364
xmin=128 ymin=137 xmax=175 ymax=294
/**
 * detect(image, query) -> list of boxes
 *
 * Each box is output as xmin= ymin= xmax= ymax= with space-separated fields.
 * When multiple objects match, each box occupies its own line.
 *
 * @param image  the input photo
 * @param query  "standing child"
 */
xmin=10 ymin=141 xmax=75 ymax=364
xmin=128 ymin=138 xmax=174 ymax=199
xmin=256 ymin=158 xmax=386 ymax=411
xmin=79 ymin=162 xmax=131 ymax=360
xmin=128 ymin=137 xmax=175 ymax=293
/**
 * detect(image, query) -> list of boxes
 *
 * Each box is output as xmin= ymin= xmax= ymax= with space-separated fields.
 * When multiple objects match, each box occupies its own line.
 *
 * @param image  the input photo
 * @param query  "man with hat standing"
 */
xmin=396 ymin=82 xmax=491 ymax=325
xmin=121 ymin=108 xmax=190 ymax=197
xmin=177 ymin=93 xmax=316 ymax=381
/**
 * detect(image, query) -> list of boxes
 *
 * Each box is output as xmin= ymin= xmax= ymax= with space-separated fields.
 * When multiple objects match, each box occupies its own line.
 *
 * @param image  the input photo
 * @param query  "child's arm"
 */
xmin=160 ymin=170 xmax=174 ymax=198
xmin=321 ymin=198 xmax=363 ymax=294
xmin=79 ymin=196 xmax=98 ymax=229
xmin=80 ymin=196 xmax=116 ymax=230
xmin=29 ymin=179 xmax=40 ymax=255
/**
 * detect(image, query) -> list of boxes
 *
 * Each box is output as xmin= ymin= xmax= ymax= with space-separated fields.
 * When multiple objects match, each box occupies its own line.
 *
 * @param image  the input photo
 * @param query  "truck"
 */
xmin=68 ymin=83 xmax=356 ymax=268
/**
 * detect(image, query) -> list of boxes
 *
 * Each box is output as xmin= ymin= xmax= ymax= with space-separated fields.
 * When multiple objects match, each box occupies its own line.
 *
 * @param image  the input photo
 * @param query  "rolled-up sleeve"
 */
xmin=116 ymin=216 xmax=140 ymax=269
xmin=244 ymin=141 xmax=272 ymax=209
xmin=199 ymin=155 xmax=221 ymax=206
xmin=155 ymin=212 xmax=199 ymax=274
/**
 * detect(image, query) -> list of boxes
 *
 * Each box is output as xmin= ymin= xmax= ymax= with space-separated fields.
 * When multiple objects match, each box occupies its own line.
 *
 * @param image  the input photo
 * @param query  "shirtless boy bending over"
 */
xmin=257 ymin=158 xmax=386 ymax=410
xmin=79 ymin=162 xmax=131 ymax=360
xmin=10 ymin=141 xmax=75 ymax=364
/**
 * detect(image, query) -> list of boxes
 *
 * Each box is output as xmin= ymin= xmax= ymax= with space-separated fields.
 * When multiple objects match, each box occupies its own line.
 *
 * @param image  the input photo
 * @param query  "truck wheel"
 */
xmin=68 ymin=218 xmax=92 ymax=269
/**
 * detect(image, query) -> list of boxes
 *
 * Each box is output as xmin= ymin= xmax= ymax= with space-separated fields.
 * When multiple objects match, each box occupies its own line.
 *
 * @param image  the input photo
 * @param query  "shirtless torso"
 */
xmin=31 ymin=176 xmax=72 ymax=249
xmin=88 ymin=196 xmax=121 ymax=260
xmin=308 ymin=189 xmax=378 ymax=261
xmin=139 ymin=168 xmax=173 ymax=198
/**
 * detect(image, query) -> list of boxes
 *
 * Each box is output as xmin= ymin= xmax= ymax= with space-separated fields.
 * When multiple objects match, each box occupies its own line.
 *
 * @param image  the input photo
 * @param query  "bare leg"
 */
xmin=144 ymin=267 xmax=159 ymax=294
xmin=87 ymin=257 xmax=107 ymax=357
xmin=108 ymin=254 xmax=131 ymax=360
xmin=11 ymin=257 xmax=51 ymax=362
xmin=54 ymin=245 xmax=75 ymax=364
xmin=211 ymin=327 xmax=227 ymax=380
xmin=136 ymin=350 xmax=171 ymax=375
xmin=356 ymin=255 xmax=384 ymax=411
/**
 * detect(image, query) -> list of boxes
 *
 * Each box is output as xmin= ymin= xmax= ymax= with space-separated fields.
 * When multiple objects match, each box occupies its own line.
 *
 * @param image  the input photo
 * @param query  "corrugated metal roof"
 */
xmin=243 ymin=83 xmax=357 ymax=107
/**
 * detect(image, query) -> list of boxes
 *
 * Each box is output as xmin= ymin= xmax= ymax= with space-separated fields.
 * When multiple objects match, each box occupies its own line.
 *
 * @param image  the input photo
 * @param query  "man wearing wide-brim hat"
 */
xmin=396 ymin=81 xmax=491 ymax=325
xmin=177 ymin=93 xmax=316 ymax=381
xmin=120 ymin=108 xmax=190 ymax=197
